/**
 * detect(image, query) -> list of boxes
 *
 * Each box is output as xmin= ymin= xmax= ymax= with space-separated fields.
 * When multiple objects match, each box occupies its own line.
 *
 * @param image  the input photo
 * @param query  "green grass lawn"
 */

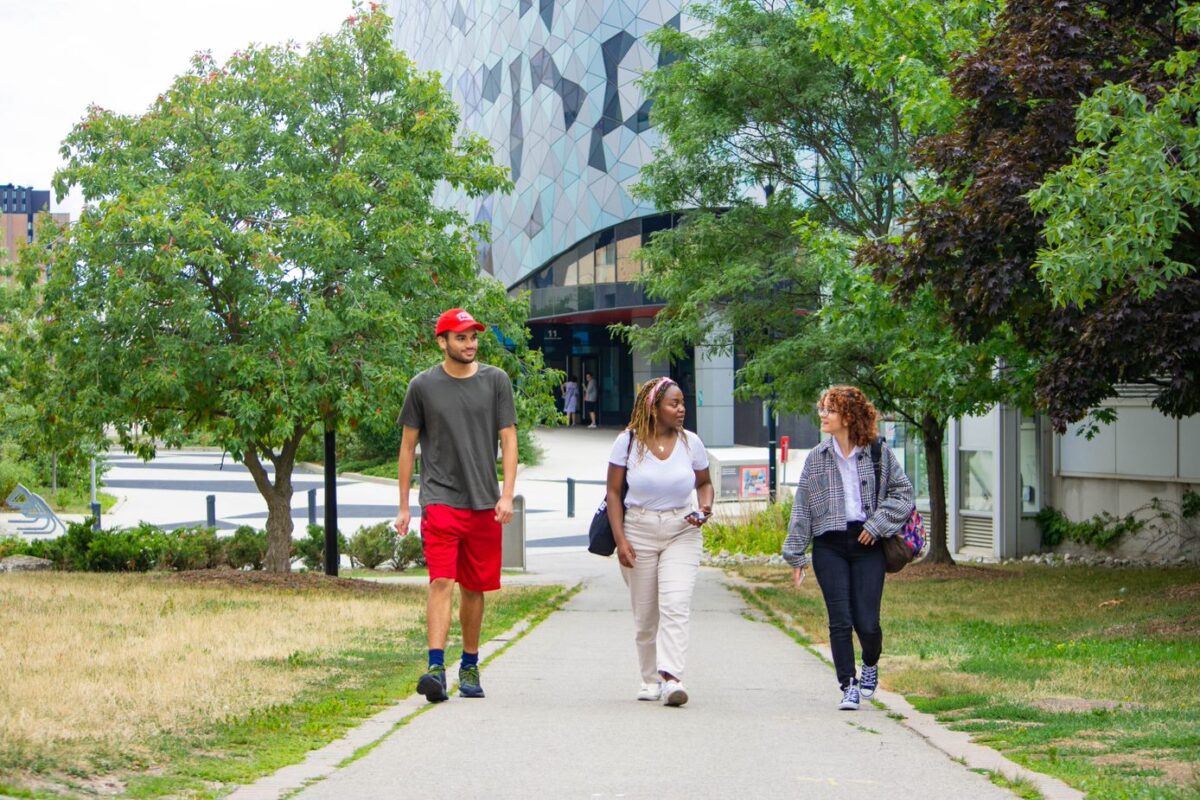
xmin=0 ymin=573 xmax=566 ymax=800
xmin=735 ymin=562 xmax=1200 ymax=800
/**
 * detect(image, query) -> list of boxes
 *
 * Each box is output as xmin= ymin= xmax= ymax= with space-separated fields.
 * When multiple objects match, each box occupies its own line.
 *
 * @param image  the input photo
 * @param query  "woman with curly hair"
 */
xmin=783 ymin=386 xmax=914 ymax=710
xmin=606 ymin=376 xmax=713 ymax=707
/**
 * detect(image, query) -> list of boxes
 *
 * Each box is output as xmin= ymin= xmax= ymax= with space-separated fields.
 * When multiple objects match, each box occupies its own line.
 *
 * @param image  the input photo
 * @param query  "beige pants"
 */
xmin=619 ymin=506 xmax=702 ymax=683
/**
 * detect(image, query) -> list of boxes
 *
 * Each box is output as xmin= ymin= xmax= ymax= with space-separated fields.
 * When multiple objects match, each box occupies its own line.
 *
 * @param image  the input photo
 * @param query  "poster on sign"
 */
xmin=739 ymin=465 xmax=769 ymax=498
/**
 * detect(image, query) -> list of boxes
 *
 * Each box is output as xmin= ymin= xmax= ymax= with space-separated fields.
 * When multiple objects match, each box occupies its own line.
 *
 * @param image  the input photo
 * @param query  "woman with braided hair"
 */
xmin=606 ymin=376 xmax=714 ymax=707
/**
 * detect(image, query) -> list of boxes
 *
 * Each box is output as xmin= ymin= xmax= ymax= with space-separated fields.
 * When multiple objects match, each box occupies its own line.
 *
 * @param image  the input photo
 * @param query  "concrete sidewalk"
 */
xmin=289 ymin=565 xmax=1015 ymax=800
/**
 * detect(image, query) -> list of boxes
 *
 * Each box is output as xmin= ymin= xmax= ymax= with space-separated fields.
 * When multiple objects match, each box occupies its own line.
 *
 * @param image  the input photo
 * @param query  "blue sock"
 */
xmin=428 ymin=649 xmax=444 ymax=669
xmin=461 ymin=651 xmax=479 ymax=668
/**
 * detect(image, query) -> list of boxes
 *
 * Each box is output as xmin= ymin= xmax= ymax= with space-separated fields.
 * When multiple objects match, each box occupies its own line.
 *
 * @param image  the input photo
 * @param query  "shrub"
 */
xmin=347 ymin=522 xmax=396 ymax=570
xmin=225 ymin=525 xmax=268 ymax=570
xmin=0 ymin=535 xmax=27 ymax=559
xmin=60 ymin=518 xmax=98 ymax=571
xmin=516 ymin=426 xmax=542 ymax=466
xmin=20 ymin=535 xmax=68 ymax=569
xmin=294 ymin=524 xmax=348 ymax=571
xmin=86 ymin=523 xmax=166 ymax=572
xmin=703 ymin=498 xmax=792 ymax=555
xmin=1037 ymin=506 xmax=1144 ymax=549
xmin=392 ymin=531 xmax=424 ymax=571
xmin=0 ymin=459 xmax=35 ymax=508
xmin=159 ymin=526 xmax=223 ymax=571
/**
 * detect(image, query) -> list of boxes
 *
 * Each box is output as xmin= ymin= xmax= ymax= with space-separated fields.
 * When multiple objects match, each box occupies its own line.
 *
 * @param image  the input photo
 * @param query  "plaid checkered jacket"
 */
xmin=783 ymin=438 xmax=914 ymax=568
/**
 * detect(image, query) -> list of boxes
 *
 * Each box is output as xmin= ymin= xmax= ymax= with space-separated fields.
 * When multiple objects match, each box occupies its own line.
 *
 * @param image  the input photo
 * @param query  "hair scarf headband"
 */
xmin=646 ymin=376 xmax=676 ymax=411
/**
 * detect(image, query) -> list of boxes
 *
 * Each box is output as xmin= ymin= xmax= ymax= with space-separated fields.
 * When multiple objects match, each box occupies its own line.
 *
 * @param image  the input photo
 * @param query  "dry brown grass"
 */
xmin=0 ymin=572 xmax=421 ymax=749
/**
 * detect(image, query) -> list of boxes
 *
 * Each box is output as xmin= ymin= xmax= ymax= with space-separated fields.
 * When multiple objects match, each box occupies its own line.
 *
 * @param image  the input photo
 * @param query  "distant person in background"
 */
xmin=562 ymin=375 xmax=580 ymax=427
xmin=606 ymin=376 xmax=713 ymax=707
xmin=782 ymin=385 xmax=913 ymax=711
xmin=584 ymin=372 xmax=599 ymax=428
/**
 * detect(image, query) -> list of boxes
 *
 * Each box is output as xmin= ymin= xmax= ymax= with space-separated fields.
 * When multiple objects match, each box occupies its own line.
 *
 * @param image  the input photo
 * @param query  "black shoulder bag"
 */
xmin=587 ymin=433 xmax=634 ymax=556
xmin=870 ymin=437 xmax=916 ymax=574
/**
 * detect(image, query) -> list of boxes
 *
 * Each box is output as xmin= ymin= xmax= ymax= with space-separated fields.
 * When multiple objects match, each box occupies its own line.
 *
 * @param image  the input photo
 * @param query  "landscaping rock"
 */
xmin=0 ymin=555 xmax=54 ymax=573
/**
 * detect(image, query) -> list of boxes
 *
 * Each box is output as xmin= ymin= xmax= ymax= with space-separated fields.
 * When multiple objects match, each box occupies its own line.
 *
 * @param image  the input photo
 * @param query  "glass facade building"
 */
xmin=388 ymin=0 xmax=817 ymax=445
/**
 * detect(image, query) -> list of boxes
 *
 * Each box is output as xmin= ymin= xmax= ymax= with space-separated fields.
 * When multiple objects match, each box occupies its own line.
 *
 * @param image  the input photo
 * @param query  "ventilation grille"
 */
xmin=961 ymin=515 xmax=994 ymax=550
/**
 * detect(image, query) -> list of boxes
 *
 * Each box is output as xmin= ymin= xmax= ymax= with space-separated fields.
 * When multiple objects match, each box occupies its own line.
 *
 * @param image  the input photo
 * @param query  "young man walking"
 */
xmin=394 ymin=308 xmax=518 ymax=702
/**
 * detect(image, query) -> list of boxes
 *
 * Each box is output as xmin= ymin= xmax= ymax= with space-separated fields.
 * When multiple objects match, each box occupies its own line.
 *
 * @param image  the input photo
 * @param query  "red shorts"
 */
xmin=420 ymin=504 xmax=502 ymax=592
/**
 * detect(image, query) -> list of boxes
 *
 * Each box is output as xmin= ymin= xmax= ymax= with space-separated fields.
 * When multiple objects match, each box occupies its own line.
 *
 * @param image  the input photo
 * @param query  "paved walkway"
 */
xmin=291 ymin=566 xmax=1015 ymax=800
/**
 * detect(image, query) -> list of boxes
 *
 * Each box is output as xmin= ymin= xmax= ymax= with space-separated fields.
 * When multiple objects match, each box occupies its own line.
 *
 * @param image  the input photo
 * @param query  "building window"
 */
xmin=576 ymin=245 xmax=595 ymax=286
xmin=960 ymin=450 xmax=994 ymax=512
xmin=1019 ymin=416 xmax=1041 ymax=512
xmin=893 ymin=420 xmax=948 ymax=509
xmin=596 ymin=241 xmax=616 ymax=284
xmin=616 ymin=233 xmax=640 ymax=283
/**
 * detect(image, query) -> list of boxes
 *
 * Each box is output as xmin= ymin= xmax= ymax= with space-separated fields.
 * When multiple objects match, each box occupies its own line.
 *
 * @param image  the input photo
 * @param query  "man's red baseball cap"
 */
xmin=435 ymin=308 xmax=486 ymax=336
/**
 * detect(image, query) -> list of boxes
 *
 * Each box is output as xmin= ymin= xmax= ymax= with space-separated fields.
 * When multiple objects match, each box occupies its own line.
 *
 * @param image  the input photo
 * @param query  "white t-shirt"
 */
xmin=608 ymin=429 xmax=709 ymax=511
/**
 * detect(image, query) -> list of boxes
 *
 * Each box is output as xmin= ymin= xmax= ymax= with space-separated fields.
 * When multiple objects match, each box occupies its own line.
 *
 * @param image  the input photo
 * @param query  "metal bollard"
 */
xmin=206 ymin=494 xmax=216 ymax=528
xmin=567 ymin=477 xmax=575 ymax=518
xmin=90 ymin=502 xmax=101 ymax=531
xmin=308 ymin=488 xmax=317 ymax=526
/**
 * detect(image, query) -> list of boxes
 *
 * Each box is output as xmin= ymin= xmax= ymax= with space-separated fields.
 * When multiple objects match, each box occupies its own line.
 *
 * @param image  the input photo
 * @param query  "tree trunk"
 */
xmin=244 ymin=443 xmax=298 ymax=573
xmin=921 ymin=412 xmax=955 ymax=565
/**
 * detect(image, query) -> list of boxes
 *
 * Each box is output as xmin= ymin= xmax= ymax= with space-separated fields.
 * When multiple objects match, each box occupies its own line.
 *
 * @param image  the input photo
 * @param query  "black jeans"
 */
xmin=812 ymin=523 xmax=886 ymax=689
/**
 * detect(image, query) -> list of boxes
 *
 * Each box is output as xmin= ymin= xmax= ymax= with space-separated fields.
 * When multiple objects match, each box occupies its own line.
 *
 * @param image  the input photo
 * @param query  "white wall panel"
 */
xmin=1059 ymin=418 xmax=1117 ymax=475
xmin=1177 ymin=415 xmax=1200 ymax=479
xmin=1114 ymin=407 xmax=1177 ymax=478
xmin=959 ymin=409 xmax=996 ymax=451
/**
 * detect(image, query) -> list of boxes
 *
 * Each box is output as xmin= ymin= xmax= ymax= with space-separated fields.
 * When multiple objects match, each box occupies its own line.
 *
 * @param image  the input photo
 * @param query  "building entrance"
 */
xmin=530 ymin=322 xmax=633 ymax=427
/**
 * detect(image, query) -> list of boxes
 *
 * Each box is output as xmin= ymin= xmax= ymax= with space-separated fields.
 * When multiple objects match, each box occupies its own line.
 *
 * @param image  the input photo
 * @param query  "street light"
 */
xmin=763 ymin=181 xmax=778 ymax=503
xmin=324 ymin=425 xmax=338 ymax=576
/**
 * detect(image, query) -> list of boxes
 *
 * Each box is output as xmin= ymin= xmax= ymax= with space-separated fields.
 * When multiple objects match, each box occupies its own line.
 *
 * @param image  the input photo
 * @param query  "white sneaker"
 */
xmin=662 ymin=680 xmax=688 ymax=707
xmin=637 ymin=681 xmax=662 ymax=701
xmin=838 ymin=681 xmax=861 ymax=711
xmin=587 ymin=423 xmax=597 ymax=428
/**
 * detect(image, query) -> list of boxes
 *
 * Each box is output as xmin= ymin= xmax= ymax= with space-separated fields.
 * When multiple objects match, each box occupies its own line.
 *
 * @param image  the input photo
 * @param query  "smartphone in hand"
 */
xmin=685 ymin=510 xmax=710 ymax=524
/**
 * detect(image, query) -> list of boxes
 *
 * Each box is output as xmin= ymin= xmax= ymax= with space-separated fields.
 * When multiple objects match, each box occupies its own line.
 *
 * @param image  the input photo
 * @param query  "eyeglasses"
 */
xmin=816 ymin=406 xmax=836 ymax=418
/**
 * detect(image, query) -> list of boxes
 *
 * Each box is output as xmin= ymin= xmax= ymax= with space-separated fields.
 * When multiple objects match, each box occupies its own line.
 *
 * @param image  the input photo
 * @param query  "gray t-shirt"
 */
xmin=398 ymin=363 xmax=517 ymax=510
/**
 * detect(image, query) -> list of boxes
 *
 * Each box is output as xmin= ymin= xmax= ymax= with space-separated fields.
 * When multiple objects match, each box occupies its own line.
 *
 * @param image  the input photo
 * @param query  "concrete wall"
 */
xmin=1050 ymin=399 xmax=1200 ymax=560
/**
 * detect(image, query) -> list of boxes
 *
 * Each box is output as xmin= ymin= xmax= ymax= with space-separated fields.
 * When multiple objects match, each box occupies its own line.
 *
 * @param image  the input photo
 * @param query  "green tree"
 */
xmin=1029 ymin=3 xmax=1200 ymax=310
xmin=798 ymin=0 xmax=995 ymax=136
xmin=34 ymin=6 xmax=551 ymax=571
xmin=1 ymin=217 xmax=108 ymax=501
xmin=628 ymin=0 xmax=1019 ymax=561
xmin=877 ymin=0 xmax=1200 ymax=428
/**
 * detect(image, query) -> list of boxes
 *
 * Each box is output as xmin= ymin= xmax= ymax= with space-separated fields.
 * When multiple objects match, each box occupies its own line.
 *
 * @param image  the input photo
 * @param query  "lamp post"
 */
xmin=767 ymin=393 xmax=777 ymax=504
xmin=323 ymin=426 xmax=338 ymax=576
xmin=763 ymin=180 xmax=778 ymax=503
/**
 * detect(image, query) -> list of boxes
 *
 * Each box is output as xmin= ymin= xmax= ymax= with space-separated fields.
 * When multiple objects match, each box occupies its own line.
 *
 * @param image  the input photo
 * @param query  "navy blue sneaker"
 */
xmin=417 ymin=664 xmax=449 ymax=703
xmin=860 ymin=664 xmax=878 ymax=698
xmin=459 ymin=663 xmax=485 ymax=698
xmin=838 ymin=680 xmax=861 ymax=710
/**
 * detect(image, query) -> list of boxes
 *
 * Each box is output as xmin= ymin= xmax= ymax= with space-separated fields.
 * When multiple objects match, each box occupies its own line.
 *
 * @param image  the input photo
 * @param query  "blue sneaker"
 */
xmin=417 ymin=664 xmax=449 ymax=703
xmin=459 ymin=663 xmax=485 ymax=698
xmin=860 ymin=664 xmax=878 ymax=698
xmin=838 ymin=680 xmax=861 ymax=710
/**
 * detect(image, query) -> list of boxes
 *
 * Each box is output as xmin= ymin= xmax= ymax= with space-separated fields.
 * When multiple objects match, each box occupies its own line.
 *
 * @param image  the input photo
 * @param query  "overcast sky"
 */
xmin=0 ymin=1 xmax=357 ymax=218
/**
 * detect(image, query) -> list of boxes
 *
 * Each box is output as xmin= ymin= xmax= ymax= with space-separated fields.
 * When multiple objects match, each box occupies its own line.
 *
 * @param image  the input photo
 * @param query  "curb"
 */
xmin=722 ymin=573 xmax=1084 ymax=800
xmin=224 ymin=582 xmax=580 ymax=800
